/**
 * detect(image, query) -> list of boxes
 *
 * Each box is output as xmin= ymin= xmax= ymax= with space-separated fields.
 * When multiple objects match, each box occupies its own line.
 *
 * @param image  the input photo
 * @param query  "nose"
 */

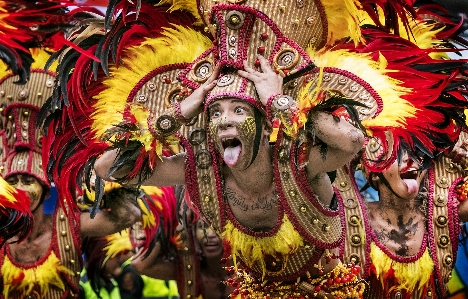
xmin=205 ymin=227 xmax=219 ymax=239
xmin=218 ymin=118 xmax=235 ymax=130
xmin=14 ymin=182 xmax=27 ymax=192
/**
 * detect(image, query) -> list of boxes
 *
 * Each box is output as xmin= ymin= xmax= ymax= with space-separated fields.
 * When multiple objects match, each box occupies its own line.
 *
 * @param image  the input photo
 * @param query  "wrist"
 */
xmin=266 ymin=94 xmax=296 ymax=121
xmin=265 ymin=93 xmax=281 ymax=121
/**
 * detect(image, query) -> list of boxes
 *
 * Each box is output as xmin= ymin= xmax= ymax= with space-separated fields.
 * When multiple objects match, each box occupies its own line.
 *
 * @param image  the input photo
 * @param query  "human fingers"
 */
xmin=205 ymin=64 xmax=221 ymax=85
xmin=257 ymin=55 xmax=274 ymax=74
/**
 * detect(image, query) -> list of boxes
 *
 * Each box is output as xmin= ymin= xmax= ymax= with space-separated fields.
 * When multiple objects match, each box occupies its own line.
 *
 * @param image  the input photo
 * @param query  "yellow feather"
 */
xmin=223 ymin=215 xmax=304 ymax=279
xmin=137 ymin=197 xmax=157 ymax=228
xmin=370 ymin=242 xmax=434 ymax=292
xmin=92 ymin=25 xmax=213 ymax=141
xmin=301 ymin=49 xmax=416 ymax=134
xmin=0 ymin=48 xmax=58 ymax=80
xmin=357 ymin=6 xmax=449 ymax=60
xmin=156 ymin=0 xmax=203 ymax=26
xmin=0 ymin=176 xmax=22 ymax=206
xmin=2 ymin=251 xmax=74 ymax=298
xmin=102 ymin=230 xmax=133 ymax=266
xmin=321 ymin=0 xmax=364 ymax=47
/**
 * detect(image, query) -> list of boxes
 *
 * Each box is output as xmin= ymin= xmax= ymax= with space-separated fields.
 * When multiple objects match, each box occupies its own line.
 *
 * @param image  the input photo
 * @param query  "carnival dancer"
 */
xmin=329 ymin=4 xmax=468 ymax=297
xmin=91 ymin=0 xmax=374 ymax=297
xmin=42 ymin=0 xmax=447 ymax=298
xmin=0 ymin=3 xmax=142 ymax=298
xmin=129 ymin=185 xmax=233 ymax=299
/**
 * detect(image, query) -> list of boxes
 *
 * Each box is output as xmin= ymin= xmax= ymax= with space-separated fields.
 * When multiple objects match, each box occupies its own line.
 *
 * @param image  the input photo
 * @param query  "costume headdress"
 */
xmin=178 ymin=0 xmax=365 ymax=112
xmin=0 ymin=1 xmax=94 ymax=240
xmin=39 ymin=0 xmax=212 ymax=213
xmin=0 ymin=0 xmax=100 ymax=187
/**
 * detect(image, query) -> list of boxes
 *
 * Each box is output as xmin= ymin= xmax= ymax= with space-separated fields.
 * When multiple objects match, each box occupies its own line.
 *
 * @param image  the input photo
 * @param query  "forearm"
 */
xmin=309 ymin=111 xmax=364 ymax=154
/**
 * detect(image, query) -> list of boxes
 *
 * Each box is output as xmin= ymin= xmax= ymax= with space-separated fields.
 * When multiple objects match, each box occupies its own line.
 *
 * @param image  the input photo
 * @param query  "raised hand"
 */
xmin=180 ymin=64 xmax=221 ymax=119
xmin=238 ymin=55 xmax=283 ymax=105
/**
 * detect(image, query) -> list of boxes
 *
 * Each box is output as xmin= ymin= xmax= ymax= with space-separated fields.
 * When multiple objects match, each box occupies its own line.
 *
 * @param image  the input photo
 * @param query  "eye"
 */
xmin=23 ymin=178 xmax=35 ymax=185
xmin=6 ymin=177 xmax=18 ymax=186
xmin=234 ymin=106 xmax=246 ymax=114
xmin=210 ymin=109 xmax=221 ymax=118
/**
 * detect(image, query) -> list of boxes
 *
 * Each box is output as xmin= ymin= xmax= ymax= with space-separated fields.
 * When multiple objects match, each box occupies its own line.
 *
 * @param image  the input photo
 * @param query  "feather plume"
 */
xmin=2 ymin=251 xmax=74 ymax=298
xmin=0 ymin=177 xmax=33 ymax=245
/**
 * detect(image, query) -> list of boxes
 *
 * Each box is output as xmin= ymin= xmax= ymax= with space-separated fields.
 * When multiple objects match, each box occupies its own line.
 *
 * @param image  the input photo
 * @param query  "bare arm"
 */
xmin=238 ymin=55 xmax=364 ymax=179
xmin=94 ymin=150 xmax=187 ymax=186
xmin=94 ymin=67 xmax=220 ymax=187
xmin=305 ymin=111 xmax=364 ymax=178
xmin=131 ymin=242 xmax=177 ymax=280
xmin=80 ymin=191 xmax=141 ymax=237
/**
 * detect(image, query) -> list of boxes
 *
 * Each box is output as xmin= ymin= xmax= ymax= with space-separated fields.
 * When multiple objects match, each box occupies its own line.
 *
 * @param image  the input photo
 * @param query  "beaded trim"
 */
xmin=334 ymin=166 xmax=373 ymax=279
xmin=273 ymin=128 xmax=343 ymax=248
xmin=265 ymin=93 xmax=280 ymax=121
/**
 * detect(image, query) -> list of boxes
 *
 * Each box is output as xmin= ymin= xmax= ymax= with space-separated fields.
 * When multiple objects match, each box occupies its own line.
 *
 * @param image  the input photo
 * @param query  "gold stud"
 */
xmin=187 ymin=296 xmax=192 ymax=299
xmin=349 ymin=215 xmax=359 ymax=225
xmin=23 ymin=111 xmax=29 ymax=116
xmin=292 ymin=19 xmax=300 ymax=26
xmin=352 ymin=235 xmax=361 ymax=244
xmin=6 ymin=95 xmax=12 ymax=100
xmin=437 ymin=215 xmax=447 ymax=226
xmin=445 ymin=255 xmax=453 ymax=265
xmin=60 ymin=214 xmax=65 ymax=220
xmin=229 ymin=15 xmax=240 ymax=25
xmin=311 ymin=218 xmax=319 ymax=225
xmin=37 ymin=92 xmax=42 ymax=98
xmin=322 ymin=224 xmax=330 ymax=232
xmin=427 ymin=291 xmax=432 ymax=297
xmin=204 ymin=195 xmax=210 ymax=202
xmin=187 ymin=280 xmax=193 ymax=286
xmin=61 ymin=230 xmax=67 ymax=236
xmin=340 ymin=181 xmax=347 ymax=187
xmin=187 ymin=264 xmax=192 ymax=270
xmin=65 ymin=245 xmax=70 ymax=251
xmin=279 ymin=4 xmax=286 ymax=12
xmin=289 ymin=190 xmax=296 ymax=197
xmin=300 ymin=206 xmax=307 ymax=213
xmin=184 ymin=247 xmax=189 ymax=251
xmin=70 ymin=259 xmax=75 ymax=264
xmin=8 ymin=115 xmax=12 ymax=119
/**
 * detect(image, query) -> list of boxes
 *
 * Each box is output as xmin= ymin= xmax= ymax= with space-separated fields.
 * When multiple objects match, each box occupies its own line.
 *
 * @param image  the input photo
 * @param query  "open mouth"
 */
xmin=400 ymin=169 xmax=419 ymax=180
xmin=221 ymin=137 xmax=241 ymax=149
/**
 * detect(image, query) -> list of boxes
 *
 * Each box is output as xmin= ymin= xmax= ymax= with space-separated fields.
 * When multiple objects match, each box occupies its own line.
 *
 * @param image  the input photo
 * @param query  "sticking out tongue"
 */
xmin=224 ymin=145 xmax=241 ymax=166
xmin=403 ymin=179 xmax=418 ymax=194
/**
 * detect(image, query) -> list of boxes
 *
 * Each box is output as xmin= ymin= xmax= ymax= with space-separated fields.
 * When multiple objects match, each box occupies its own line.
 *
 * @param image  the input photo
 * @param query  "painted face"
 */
xmin=195 ymin=220 xmax=223 ymax=259
xmin=5 ymin=174 xmax=45 ymax=212
xmin=208 ymin=98 xmax=262 ymax=170
xmin=378 ymin=152 xmax=427 ymax=200
xmin=130 ymin=221 xmax=146 ymax=248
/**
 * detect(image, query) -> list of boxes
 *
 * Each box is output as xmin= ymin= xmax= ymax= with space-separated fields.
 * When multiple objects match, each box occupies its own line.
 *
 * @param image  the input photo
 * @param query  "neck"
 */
xmin=374 ymin=188 xmax=422 ymax=214
xmin=30 ymin=206 xmax=53 ymax=238
xmin=224 ymin=146 xmax=273 ymax=194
